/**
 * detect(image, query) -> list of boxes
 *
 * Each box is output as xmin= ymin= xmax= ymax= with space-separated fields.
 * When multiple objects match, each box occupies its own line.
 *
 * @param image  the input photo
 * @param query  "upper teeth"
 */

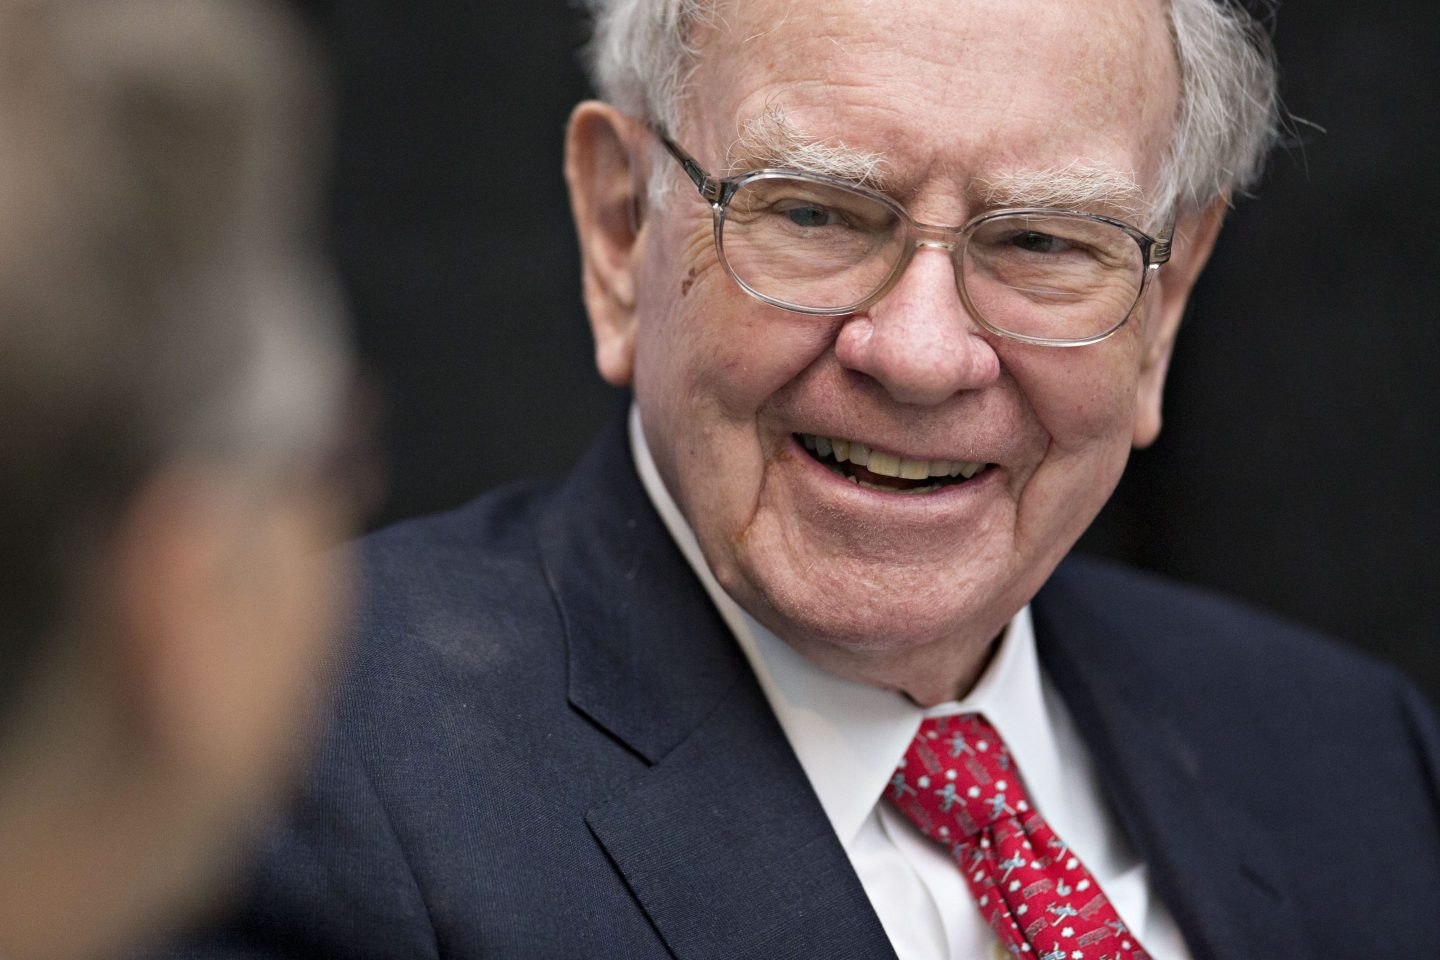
xmin=801 ymin=434 xmax=984 ymax=480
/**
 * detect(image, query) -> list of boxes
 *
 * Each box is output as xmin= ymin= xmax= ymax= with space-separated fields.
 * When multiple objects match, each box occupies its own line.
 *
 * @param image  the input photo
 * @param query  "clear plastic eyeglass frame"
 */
xmin=656 ymin=131 xmax=1175 ymax=348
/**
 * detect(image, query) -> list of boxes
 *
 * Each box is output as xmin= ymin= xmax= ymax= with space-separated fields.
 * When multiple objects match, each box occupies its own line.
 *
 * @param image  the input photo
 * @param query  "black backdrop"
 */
xmin=292 ymin=0 xmax=1440 ymax=700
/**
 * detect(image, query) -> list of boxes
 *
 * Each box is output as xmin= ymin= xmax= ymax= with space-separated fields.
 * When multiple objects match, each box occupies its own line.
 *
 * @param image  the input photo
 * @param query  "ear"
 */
xmin=1132 ymin=194 xmax=1228 ymax=448
xmin=564 ymin=101 xmax=647 ymax=387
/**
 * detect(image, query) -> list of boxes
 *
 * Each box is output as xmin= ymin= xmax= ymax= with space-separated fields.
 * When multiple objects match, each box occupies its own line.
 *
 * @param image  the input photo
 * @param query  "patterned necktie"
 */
xmin=886 ymin=713 xmax=1150 ymax=960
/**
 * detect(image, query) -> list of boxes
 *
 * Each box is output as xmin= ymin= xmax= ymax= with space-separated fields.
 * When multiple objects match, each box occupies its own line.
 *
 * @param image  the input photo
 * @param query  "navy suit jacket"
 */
xmin=165 ymin=417 xmax=1440 ymax=959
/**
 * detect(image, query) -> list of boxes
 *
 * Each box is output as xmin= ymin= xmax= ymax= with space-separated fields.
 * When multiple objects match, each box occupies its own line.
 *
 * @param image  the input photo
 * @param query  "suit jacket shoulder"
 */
xmin=1034 ymin=556 xmax=1440 ymax=959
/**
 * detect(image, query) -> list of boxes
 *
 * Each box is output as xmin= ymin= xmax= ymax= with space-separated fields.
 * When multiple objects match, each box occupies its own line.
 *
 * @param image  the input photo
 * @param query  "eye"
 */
xmin=777 ymin=202 xmax=844 ymax=229
xmin=1009 ymin=230 xmax=1073 ymax=255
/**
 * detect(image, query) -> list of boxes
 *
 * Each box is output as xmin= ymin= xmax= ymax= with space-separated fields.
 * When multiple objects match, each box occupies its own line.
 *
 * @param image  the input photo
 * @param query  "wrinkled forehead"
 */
xmin=681 ymin=0 xmax=1180 ymax=200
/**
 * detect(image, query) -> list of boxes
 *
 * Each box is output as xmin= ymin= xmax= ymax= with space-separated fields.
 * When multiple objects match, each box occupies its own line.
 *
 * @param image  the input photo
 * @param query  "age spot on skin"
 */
xmin=681 ymin=266 xmax=698 ymax=297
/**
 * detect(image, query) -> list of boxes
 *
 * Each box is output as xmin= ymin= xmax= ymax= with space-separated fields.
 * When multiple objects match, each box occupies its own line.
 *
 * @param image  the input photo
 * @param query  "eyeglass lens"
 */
xmin=717 ymin=174 xmax=1146 ymax=341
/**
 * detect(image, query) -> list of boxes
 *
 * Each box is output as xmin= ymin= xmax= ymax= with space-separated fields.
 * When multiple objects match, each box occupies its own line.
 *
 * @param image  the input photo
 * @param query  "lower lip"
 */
xmin=786 ymin=435 xmax=999 ymax=509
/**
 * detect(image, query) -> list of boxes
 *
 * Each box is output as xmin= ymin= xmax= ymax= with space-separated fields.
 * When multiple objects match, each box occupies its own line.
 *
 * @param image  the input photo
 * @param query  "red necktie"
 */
xmin=886 ymin=713 xmax=1150 ymax=960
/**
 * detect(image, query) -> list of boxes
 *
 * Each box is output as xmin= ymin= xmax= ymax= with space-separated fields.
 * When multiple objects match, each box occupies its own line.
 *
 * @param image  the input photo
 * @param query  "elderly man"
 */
xmin=162 ymin=0 xmax=1439 ymax=958
xmin=0 ymin=2 xmax=352 ymax=958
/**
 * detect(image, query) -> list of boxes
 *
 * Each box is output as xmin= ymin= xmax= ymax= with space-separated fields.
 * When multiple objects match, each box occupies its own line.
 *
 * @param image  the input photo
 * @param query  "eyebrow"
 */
xmin=977 ymin=162 xmax=1148 ymax=220
xmin=723 ymin=110 xmax=1150 ymax=224
xmin=725 ymin=107 xmax=890 ymax=187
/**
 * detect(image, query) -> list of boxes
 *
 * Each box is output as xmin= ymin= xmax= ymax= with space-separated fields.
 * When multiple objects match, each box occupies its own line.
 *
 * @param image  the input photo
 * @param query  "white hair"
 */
xmin=728 ymin=107 xmax=888 ymax=184
xmin=582 ymin=0 xmax=1281 ymax=218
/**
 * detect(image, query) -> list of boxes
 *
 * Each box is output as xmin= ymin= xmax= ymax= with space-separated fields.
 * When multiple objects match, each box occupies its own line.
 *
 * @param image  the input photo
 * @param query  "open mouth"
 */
xmin=797 ymin=433 xmax=988 ymax=495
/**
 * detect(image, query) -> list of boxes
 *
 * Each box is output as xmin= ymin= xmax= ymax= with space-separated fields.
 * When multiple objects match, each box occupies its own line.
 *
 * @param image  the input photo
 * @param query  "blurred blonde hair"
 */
xmin=0 ymin=0 xmax=348 ymax=713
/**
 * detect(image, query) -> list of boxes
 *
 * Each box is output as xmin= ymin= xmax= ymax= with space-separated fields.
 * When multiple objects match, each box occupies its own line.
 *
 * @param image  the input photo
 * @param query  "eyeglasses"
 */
xmin=657 ymin=133 xmax=1173 ymax=347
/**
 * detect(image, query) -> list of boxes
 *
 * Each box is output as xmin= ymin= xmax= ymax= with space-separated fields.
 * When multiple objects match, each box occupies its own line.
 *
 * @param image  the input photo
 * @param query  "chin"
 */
xmin=730 ymin=555 xmax=1012 ymax=657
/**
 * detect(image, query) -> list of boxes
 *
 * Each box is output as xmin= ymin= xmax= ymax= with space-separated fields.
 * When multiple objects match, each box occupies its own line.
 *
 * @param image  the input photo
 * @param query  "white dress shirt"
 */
xmin=629 ymin=407 xmax=1193 ymax=960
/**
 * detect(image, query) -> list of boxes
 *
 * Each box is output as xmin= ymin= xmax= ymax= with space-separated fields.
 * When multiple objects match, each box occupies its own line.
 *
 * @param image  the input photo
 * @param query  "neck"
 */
xmin=0 ymin=644 xmax=209 ymax=960
xmin=769 ymin=619 xmax=1008 ymax=708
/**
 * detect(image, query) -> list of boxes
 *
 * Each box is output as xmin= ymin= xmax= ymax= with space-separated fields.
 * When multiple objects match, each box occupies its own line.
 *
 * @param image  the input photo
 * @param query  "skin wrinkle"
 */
xmin=724 ymin=107 xmax=1150 ymax=225
xmin=673 ymin=223 xmax=723 ymax=297
xmin=731 ymin=110 xmax=1157 ymax=228
xmin=739 ymin=4 xmax=790 ymax=44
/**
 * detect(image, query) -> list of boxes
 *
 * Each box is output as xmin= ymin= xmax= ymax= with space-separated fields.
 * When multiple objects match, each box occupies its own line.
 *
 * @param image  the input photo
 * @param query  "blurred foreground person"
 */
xmin=0 ymin=1 xmax=354 ymax=958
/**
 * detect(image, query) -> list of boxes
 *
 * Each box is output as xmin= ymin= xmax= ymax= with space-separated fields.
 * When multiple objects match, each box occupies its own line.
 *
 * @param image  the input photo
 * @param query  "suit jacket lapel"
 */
xmin=586 ymin=675 xmax=898 ymax=960
xmin=538 ymin=417 xmax=896 ymax=960
xmin=1033 ymin=564 xmax=1313 ymax=960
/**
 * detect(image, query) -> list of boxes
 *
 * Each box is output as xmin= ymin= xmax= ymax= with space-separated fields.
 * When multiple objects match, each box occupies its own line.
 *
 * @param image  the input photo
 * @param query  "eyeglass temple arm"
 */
xmin=1150 ymin=216 xmax=1176 ymax=265
xmin=655 ymin=131 xmax=725 ymax=203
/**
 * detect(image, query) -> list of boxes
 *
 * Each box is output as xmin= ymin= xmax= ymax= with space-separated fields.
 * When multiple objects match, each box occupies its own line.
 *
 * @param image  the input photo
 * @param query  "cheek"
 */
xmin=634 ymin=217 xmax=838 ymax=424
xmin=1001 ymin=336 xmax=1145 ymax=454
xmin=633 ymin=222 xmax=726 ymax=398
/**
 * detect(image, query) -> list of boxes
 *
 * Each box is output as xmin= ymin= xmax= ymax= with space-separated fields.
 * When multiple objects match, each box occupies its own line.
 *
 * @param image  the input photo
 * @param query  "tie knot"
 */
xmin=886 ymin=713 xmax=1037 ymax=844
xmin=884 ymin=713 xmax=1151 ymax=959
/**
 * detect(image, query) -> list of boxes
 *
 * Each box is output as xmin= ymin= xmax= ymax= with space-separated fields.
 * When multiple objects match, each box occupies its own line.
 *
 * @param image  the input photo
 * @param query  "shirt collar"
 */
xmin=628 ymin=406 xmax=1065 ymax=848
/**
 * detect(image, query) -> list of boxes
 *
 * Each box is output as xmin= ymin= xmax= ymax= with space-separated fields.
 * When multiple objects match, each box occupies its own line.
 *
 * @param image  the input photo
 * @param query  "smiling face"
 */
xmin=569 ymin=0 xmax=1223 ymax=701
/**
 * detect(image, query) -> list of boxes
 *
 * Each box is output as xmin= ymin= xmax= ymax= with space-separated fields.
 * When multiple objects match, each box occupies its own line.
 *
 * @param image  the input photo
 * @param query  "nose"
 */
xmin=833 ymin=245 xmax=1001 ymax=405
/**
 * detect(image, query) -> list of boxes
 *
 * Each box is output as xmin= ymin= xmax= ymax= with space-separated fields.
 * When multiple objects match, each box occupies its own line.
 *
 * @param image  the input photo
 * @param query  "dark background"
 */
xmin=291 ymin=0 xmax=1439 ymax=700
